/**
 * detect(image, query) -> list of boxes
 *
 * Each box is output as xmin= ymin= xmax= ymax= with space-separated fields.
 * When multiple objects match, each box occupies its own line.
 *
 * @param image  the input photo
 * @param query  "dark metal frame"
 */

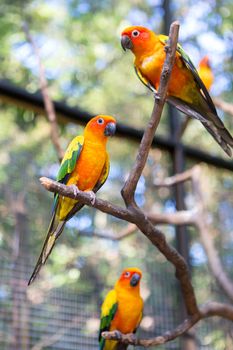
xmin=0 ymin=79 xmax=232 ymax=171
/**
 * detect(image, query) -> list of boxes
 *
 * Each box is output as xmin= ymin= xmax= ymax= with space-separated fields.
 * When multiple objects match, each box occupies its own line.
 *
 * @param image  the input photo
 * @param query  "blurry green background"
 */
xmin=0 ymin=0 xmax=232 ymax=349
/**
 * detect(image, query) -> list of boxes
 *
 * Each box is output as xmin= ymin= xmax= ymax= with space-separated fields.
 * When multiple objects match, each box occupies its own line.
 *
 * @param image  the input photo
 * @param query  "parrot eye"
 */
xmin=132 ymin=30 xmax=140 ymax=38
xmin=124 ymin=271 xmax=131 ymax=278
xmin=97 ymin=118 xmax=104 ymax=125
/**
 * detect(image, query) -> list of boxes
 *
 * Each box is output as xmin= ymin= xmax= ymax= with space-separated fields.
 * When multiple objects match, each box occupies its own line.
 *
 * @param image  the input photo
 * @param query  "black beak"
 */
xmin=104 ymin=122 xmax=116 ymax=136
xmin=130 ymin=273 xmax=141 ymax=287
xmin=121 ymin=35 xmax=133 ymax=51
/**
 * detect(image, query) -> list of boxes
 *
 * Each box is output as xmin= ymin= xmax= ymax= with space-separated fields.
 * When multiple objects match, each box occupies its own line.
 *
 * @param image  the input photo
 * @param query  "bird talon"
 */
xmin=128 ymin=333 xmax=137 ymax=342
xmin=86 ymin=191 xmax=96 ymax=205
xmin=154 ymin=92 xmax=161 ymax=102
xmin=114 ymin=330 xmax=122 ymax=340
xmin=69 ymin=185 xmax=80 ymax=197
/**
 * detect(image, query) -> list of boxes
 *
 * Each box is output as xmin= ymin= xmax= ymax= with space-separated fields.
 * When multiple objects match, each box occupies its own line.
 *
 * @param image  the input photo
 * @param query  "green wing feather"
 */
xmin=99 ymin=289 xmax=118 ymax=350
xmin=57 ymin=135 xmax=84 ymax=183
xmin=52 ymin=135 xmax=84 ymax=209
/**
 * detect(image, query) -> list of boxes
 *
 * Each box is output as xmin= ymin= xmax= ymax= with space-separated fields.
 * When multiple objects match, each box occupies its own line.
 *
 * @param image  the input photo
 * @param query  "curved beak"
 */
xmin=130 ymin=273 xmax=141 ymax=287
xmin=104 ymin=122 xmax=116 ymax=137
xmin=121 ymin=35 xmax=133 ymax=51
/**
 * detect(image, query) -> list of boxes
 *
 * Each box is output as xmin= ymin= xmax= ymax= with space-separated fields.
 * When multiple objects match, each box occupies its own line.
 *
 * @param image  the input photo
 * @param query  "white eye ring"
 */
xmin=97 ymin=118 xmax=104 ymax=125
xmin=132 ymin=30 xmax=140 ymax=37
xmin=124 ymin=271 xmax=131 ymax=278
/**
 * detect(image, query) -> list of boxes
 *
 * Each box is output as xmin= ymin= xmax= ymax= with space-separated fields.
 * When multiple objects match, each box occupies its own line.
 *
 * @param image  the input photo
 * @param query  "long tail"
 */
xmin=168 ymin=96 xmax=233 ymax=157
xmin=28 ymin=212 xmax=66 ymax=285
xmin=200 ymin=113 xmax=233 ymax=157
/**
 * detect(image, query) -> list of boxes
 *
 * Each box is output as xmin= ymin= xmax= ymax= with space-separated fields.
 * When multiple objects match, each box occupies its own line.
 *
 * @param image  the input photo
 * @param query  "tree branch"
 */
xmin=154 ymin=165 xmax=233 ymax=302
xmin=121 ymin=21 xmax=180 ymax=207
xmin=39 ymin=177 xmax=135 ymax=223
xmin=154 ymin=166 xmax=195 ymax=186
xmin=148 ymin=209 xmax=196 ymax=226
xmin=78 ymin=223 xmax=137 ymax=241
xmin=23 ymin=23 xmax=64 ymax=162
xmin=191 ymin=167 xmax=233 ymax=302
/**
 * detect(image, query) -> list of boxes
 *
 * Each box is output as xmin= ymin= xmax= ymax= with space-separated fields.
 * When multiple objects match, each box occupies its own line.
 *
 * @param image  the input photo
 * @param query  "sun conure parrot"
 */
xmin=121 ymin=26 xmax=233 ymax=156
xmin=99 ymin=267 xmax=143 ymax=350
xmin=198 ymin=56 xmax=214 ymax=91
xmin=28 ymin=115 xmax=116 ymax=285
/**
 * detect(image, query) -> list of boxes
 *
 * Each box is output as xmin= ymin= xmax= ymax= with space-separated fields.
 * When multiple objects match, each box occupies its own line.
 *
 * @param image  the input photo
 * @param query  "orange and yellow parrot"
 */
xmin=99 ymin=267 xmax=143 ymax=350
xmin=198 ymin=56 xmax=214 ymax=91
xmin=121 ymin=26 xmax=233 ymax=156
xmin=28 ymin=115 xmax=116 ymax=285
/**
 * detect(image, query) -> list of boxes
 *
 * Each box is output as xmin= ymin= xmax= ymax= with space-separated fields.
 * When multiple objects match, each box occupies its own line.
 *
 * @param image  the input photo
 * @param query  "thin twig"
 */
xmin=154 ymin=164 xmax=233 ymax=302
xmin=78 ymin=223 xmax=137 ymax=241
xmin=23 ymin=23 xmax=64 ymax=161
xmin=148 ymin=209 xmax=196 ymax=226
xmin=191 ymin=167 xmax=233 ymax=302
xmin=154 ymin=166 xmax=196 ymax=186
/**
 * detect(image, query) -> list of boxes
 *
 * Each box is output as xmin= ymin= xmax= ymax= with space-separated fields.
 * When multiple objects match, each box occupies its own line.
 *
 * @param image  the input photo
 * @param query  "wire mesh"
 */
xmin=0 ymin=243 xmax=182 ymax=350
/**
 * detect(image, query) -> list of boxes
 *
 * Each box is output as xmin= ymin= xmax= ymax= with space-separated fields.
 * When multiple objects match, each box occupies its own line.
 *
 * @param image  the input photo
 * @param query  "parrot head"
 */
xmin=199 ymin=55 xmax=211 ymax=68
xmin=116 ymin=267 xmax=142 ymax=290
xmin=85 ymin=115 xmax=116 ymax=140
xmin=121 ymin=26 xmax=155 ymax=55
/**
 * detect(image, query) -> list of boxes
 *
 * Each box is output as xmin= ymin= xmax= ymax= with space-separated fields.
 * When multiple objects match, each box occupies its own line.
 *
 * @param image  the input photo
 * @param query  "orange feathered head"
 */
xmin=85 ymin=115 xmax=116 ymax=140
xmin=199 ymin=55 xmax=211 ymax=68
xmin=121 ymin=26 xmax=156 ymax=55
xmin=116 ymin=267 xmax=142 ymax=290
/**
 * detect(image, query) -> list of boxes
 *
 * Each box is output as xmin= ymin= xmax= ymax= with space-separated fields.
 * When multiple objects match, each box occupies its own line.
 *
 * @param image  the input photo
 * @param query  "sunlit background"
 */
xmin=0 ymin=0 xmax=232 ymax=349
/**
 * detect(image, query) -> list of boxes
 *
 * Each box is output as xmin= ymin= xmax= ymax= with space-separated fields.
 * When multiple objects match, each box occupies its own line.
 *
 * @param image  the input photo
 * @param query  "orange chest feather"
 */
xmin=110 ymin=290 xmax=143 ymax=334
xmin=68 ymin=140 xmax=107 ymax=191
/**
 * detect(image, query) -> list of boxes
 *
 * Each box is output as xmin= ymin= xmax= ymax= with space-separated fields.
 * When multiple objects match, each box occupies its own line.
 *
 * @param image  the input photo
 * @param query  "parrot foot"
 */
xmin=113 ymin=330 xmax=122 ymax=340
xmin=127 ymin=333 xmax=137 ymax=343
xmin=153 ymin=92 xmax=161 ymax=102
xmin=69 ymin=185 xmax=80 ymax=198
xmin=86 ymin=191 xmax=96 ymax=205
